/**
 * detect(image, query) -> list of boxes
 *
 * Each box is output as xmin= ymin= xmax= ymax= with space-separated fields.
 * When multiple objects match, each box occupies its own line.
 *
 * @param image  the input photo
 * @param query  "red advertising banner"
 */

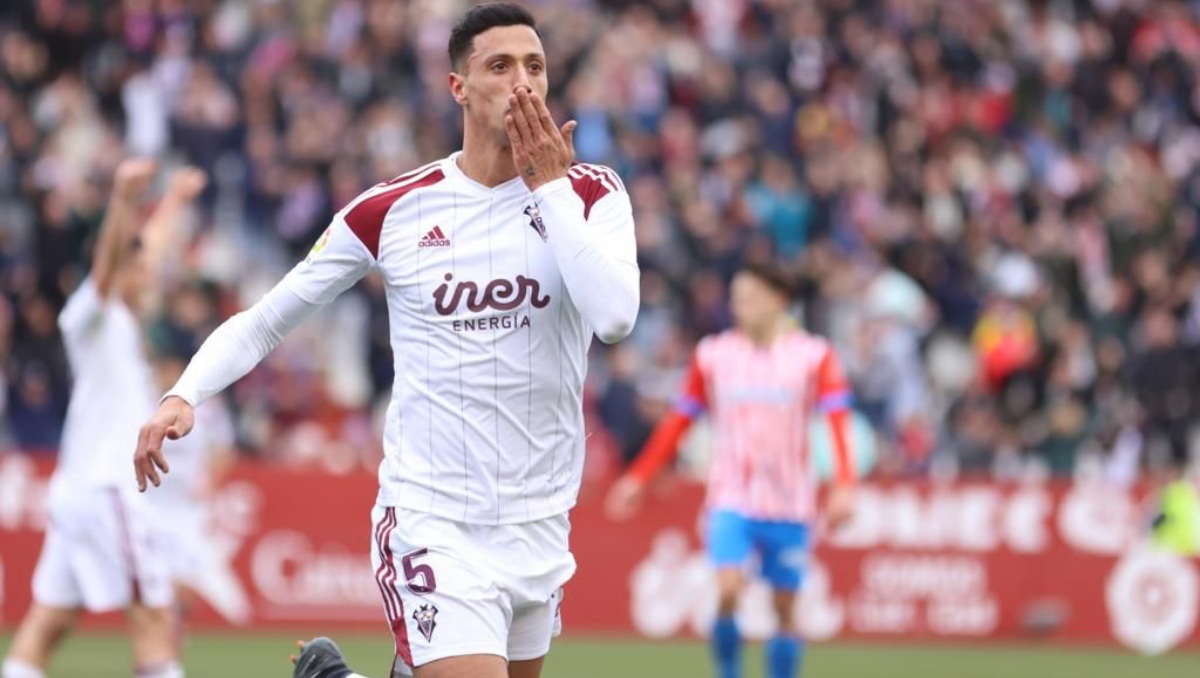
xmin=1 ymin=455 xmax=1197 ymax=654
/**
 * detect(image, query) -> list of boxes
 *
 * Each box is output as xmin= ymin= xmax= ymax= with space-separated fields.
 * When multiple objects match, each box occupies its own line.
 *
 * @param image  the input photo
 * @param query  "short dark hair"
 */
xmin=448 ymin=3 xmax=539 ymax=72
xmin=736 ymin=262 xmax=795 ymax=299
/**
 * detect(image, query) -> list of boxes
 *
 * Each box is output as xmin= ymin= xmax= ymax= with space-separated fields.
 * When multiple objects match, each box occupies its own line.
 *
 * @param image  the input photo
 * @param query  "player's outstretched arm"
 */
xmin=606 ymin=352 xmax=708 ymax=520
xmin=93 ymin=158 xmax=157 ymax=298
xmin=134 ymin=210 xmax=375 ymax=491
xmin=508 ymin=88 xmax=640 ymax=343
xmin=605 ymin=410 xmax=695 ymax=521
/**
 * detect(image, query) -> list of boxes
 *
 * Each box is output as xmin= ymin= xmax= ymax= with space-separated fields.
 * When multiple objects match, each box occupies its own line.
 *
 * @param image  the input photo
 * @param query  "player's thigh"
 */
xmin=37 ymin=492 xmax=133 ymax=613
xmin=411 ymin=654 xmax=508 ymax=678
xmin=373 ymin=507 xmax=509 ymax=675
xmin=705 ymin=509 xmax=754 ymax=571
xmin=30 ymin=522 xmax=83 ymax=610
xmin=506 ymin=588 xmax=562 ymax=668
xmin=508 ymin=656 xmax=545 ymax=678
xmin=74 ymin=492 xmax=174 ymax=613
xmin=755 ymin=520 xmax=809 ymax=593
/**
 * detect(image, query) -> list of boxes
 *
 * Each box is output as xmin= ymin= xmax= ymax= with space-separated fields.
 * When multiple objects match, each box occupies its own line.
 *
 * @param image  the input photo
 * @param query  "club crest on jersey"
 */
xmin=413 ymin=604 xmax=438 ymax=642
xmin=524 ymin=204 xmax=548 ymax=242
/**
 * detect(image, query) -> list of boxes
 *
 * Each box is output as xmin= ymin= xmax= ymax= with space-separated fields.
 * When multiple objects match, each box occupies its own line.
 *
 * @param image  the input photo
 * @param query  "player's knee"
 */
xmin=715 ymin=584 xmax=742 ymax=615
xmin=127 ymin=605 xmax=177 ymax=659
xmin=18 ymin=604 xmax=75 ymax=648
xmin=771 ymin=591 xmax=797 ymax=630
xmin=9 ymin=605 xmax=76 ymax=660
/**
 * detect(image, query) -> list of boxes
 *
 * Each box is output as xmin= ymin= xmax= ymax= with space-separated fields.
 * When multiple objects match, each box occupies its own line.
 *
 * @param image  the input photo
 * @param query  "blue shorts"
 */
xmin=706 ymin=509 xmax=809 ymax=591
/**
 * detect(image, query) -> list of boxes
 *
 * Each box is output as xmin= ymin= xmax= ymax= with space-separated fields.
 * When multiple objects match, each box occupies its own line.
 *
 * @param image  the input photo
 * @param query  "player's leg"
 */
xmin=93 ymin=491 xmax=183 ymax=677
xmin=127 ymin=602 xmax=184 ymax=678
xmin=290 ymin=640 xmax=508 ymax=678
xmin=412 ymin=656 xmax=508 ymax=678
xmin=2 ymin=605 xmax=79 ymax=678
xmin=506 ymin=657 xmax=545 ymax=678
xmin=757 ymin=521 xmax=810 ymax=678
xmin=765 ymin=589 xmax=802 ymax=678
xmin=4 ymin=512 xmax=85 ymax=678
xmin=504 ymin=586 xmax=564 ymax=678
xmin=706 ymin=510 xmax=753 ymax=678
xmin=371 ymin=507 xmax=511 ymax=678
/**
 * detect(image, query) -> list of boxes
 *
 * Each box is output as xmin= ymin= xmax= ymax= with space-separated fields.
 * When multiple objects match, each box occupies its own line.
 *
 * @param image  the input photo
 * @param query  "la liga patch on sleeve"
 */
xmin=307 ymin=226 xmax=333 ymax=262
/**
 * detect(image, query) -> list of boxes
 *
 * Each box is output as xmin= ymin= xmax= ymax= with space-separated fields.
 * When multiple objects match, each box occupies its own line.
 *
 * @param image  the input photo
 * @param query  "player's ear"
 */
xmin=449 ymin=72 xmax=468 ymax=106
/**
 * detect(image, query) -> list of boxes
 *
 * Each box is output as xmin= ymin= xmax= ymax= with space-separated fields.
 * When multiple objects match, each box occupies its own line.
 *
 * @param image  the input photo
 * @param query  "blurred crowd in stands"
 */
xmin=2 ymin=0 xmax=1199 ymax=480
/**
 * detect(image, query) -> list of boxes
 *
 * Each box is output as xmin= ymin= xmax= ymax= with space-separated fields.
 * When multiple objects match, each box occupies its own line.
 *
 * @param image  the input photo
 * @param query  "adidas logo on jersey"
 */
xmin=419 ymin=226 xmax=450 ymax=248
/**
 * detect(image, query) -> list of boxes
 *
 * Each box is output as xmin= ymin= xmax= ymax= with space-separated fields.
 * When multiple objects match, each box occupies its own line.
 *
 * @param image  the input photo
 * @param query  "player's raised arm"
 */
xmin=134 ymin=212 xmax=374 ymax=491
xmin=604 ymin=350 xmax=709 ymax=520
xmin=91 ymin=158 xmax=157 ymax=298
xmin=507 ymin=88 xmax=640 ymax=343
xmin=141 ymin=167 xmax=207 ymax=275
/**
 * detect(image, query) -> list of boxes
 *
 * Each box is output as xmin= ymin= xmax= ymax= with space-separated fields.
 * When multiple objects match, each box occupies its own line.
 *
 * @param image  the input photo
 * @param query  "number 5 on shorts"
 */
xmin=402 ymin=548 xmax=437 ymax=595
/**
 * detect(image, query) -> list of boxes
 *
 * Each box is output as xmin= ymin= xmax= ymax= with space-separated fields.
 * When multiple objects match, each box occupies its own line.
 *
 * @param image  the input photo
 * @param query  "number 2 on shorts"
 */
xmin=402 ymin=548 xmax=437 ymax=594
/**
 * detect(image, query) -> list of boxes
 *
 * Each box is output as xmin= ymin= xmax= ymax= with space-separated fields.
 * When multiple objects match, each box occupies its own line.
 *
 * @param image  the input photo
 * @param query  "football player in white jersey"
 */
xmin=132 ymin=4 xmax=639 ymax=678
xmin=147 ymin=346 xmax=236 ymax=620
xmin=3 ymin=161 xmax=206 ymax=678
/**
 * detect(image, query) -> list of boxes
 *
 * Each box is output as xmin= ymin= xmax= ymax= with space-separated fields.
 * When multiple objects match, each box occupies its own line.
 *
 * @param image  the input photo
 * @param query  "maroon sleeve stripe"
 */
xmin=567 ymin=163 xmax=623 ymax=220
xmin=344 ymin=167 xmax=446 ymax=259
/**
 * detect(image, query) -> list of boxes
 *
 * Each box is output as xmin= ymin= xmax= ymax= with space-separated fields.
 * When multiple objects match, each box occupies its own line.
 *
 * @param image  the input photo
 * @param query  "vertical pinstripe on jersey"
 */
xmin=549 ymin=262 xmax=567 ymax=500
xmin=412 ymin=189 xmax=439 ymax=514
xmin=450 ymin=190 xmax=471 ymax=523
xmin=522 ymin=198 xmax=535 ymax=521
xmin=485 ymin=196 xmax=502 ymax=524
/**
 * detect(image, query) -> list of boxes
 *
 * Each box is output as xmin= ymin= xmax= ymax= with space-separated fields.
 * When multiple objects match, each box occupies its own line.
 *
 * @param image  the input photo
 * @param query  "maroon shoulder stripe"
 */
xmin=345 ymin=168 xmax=446 ymax=259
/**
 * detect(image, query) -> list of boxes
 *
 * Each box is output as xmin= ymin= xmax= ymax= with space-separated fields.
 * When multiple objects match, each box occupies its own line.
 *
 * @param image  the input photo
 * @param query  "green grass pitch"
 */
xmin=2 ymin=633 xmax=1198 ymax=677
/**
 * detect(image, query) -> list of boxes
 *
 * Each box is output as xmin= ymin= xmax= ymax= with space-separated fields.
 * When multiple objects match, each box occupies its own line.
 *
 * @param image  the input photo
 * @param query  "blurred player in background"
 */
xmin=606 ymin=262 xmax=856 ymax=678
xmin=147 ymin=345 xmax=236 ymax=621
xmin=133 ymin=4 xmax=639 ymax=678
xmin=3 ymin=160 xmax=206 ymax=678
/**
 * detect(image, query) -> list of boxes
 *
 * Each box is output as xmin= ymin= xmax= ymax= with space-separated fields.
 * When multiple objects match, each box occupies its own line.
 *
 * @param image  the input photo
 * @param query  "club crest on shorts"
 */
xmin=524 ymin=204 xmax=548 ymax=242
xmin=413 ymin=604 xmax=438 ymax=642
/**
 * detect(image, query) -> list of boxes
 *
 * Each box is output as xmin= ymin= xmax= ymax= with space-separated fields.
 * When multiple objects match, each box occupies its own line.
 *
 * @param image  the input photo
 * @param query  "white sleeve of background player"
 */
xmin=533 ymin=178 xmax=640 ymax=344
xmin=166 ymin=217 xmax=373 ymax=406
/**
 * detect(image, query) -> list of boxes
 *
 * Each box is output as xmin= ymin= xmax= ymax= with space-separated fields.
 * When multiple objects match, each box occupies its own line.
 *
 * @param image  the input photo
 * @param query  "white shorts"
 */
xmin=155 ymin=505 xmax=208 ymax=585
xmin=32 ymin=488 xmax=174 ymax=612
xmin=370 ymin=506 xmax=576 ymax=676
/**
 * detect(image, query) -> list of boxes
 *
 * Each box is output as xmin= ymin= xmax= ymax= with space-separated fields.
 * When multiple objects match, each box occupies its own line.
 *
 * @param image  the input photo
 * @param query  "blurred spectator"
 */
xmin=1130 ymin=306 xmax=1198 ymax=470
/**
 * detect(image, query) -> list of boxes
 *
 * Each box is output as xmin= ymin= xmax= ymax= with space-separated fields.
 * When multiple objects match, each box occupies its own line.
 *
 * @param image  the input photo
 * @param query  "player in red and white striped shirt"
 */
xmin=606 ymin=262 xmax=855 ymax=678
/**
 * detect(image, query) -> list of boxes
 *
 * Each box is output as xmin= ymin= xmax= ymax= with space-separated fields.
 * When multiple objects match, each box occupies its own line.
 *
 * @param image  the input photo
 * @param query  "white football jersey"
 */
xmin=51 ymin=278 xmax=157 ymax=503
xmin=281 ymin=154 xmax=637 ymax=524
